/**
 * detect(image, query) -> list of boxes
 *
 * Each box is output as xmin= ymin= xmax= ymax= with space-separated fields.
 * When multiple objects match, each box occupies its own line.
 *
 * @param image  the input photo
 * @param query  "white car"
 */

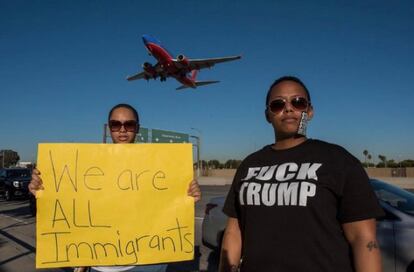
xmin=201 ymin=179 xmax=414 ymax=272
xmin=201 ymin=196 xmax=227 ymax=249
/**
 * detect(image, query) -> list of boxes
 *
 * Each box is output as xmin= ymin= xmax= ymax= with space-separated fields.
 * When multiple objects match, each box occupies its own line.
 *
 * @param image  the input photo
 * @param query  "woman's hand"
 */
xmin=28 ymin=168 xmax=44 ymax=196
xmin=187 ymin=179 xmax=201 ymax=202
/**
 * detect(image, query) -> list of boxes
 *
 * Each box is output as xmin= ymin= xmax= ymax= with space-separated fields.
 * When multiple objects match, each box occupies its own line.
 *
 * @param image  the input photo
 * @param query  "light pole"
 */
xmin=191 ymin=128 xmax=202 ymax=177
xmin=103 ymin=124 xmax=108 ymax=143
xmin=190 ymin=135 xmax=200 ymax=177
xmin=1 ymin=150 xmax=4 ymax=168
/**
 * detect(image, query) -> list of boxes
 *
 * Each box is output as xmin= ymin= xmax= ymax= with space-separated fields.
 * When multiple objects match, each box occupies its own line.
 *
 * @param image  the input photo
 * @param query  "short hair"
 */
xmin=265 ymin=76 xmax=311 ymax=106
xmin=108 ymin=103 xmax=139 ymax=123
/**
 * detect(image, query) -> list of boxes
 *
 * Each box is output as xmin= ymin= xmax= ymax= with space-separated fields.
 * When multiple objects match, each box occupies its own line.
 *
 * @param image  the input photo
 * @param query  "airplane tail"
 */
xmin=176 ymin=80 xmax=220 ymax=90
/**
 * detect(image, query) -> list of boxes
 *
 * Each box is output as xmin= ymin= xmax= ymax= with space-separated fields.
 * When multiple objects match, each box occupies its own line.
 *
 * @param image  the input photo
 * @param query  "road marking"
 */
xmin=0 ymin=214 xmax=31 ymax=225
xmin=195 ymin=216 xmax=204 ymax=220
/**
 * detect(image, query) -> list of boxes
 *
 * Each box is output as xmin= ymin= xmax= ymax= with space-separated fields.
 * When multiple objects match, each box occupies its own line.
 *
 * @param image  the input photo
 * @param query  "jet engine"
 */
xmin=176 ymin=54 xmax=189 ymax=67
xmin=142 ymin=62 xmax=157 ymax=78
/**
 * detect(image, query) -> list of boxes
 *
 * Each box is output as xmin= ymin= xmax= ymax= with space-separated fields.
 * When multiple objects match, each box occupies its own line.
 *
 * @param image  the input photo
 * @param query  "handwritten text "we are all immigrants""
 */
xmin=39 ymin=148 xmax=193 ymax=267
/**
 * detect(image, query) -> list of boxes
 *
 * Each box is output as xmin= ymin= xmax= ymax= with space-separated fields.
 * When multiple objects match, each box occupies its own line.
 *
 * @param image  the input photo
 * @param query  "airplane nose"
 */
xmin=142 ymin=35 xmax=149 ymax=45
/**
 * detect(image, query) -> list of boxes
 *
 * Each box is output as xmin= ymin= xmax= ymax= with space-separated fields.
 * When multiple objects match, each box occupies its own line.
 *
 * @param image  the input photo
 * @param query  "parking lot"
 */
xmin=2 ymin=182 xmax=414 ymax=272
xmin=0 ymin=185 xmax=230 ymax=272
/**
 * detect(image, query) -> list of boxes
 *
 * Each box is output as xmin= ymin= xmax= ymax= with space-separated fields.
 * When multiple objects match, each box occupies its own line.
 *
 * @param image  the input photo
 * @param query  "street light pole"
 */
xmin=190 ymin=135 xmax=200 ymax=177
xmin=191 ymin=127 xmax=202 ymax=177
xmin=103 ymin=124 xmax=108 ymax=143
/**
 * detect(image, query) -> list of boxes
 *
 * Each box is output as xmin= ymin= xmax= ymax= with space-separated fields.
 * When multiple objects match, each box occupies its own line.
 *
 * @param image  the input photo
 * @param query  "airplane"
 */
xmin=126 ymin=34 xmax=241 ymax=90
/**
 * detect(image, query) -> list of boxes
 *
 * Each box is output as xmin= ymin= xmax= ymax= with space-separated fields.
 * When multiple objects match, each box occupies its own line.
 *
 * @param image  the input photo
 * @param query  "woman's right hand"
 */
xmin=28 ymin=168 xmax=44 ymax=196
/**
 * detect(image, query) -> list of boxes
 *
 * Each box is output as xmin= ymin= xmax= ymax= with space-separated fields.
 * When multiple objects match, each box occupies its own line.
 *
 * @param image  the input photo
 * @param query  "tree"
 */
xmin=401 ymin=160 xmax=414 ymax=167
xmin=363 ymin=150 xmax=369 ymax=165
xmin=378 ymin=155 xmax=387 ymax=168
xmin=362 ymin=154 xmax=374 ymax=168
xmin=0 ymin=150 xmax=20 ymax=168
xmin=207 ymin=160 xmax=221 ymax=169
xmin=387 ymin=160 xmax=398 ymax=168
xmin=224 ymin=159 xmax=242 ymax=169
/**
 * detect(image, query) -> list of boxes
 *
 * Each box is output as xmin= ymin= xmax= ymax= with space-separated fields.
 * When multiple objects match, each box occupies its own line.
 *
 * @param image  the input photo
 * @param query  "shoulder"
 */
xmin=308 ymin=139 xmax=343 ymax=150
xmin=309 ymin=139 xmax=360 ymax=165
xmin=309 ymin=139 xmax=353 ymax=156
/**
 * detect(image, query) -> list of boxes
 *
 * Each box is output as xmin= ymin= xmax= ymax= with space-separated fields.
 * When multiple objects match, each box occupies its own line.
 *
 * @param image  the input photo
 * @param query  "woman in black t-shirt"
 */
xmin=219 ymin=76 xmax=384 ymax=272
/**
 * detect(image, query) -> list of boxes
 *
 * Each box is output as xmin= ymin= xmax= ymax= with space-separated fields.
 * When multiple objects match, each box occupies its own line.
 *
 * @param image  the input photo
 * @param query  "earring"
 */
xmin=297 ymin=112 xmax=308 ymax=136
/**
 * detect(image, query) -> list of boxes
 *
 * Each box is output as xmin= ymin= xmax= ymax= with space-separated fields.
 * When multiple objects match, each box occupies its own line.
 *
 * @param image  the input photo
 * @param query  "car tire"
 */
xmin=5 ymin=189 xmax=13 ymax=201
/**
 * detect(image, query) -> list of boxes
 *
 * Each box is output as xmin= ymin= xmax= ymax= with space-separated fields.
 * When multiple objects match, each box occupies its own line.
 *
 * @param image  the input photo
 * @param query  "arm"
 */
xmin=342 ymin=218 xmax=382 ymax=272
xmin=219 ymin=217 xmax=242 ymax=272
xmin=187 ymin=179 xmax=201 ymax=202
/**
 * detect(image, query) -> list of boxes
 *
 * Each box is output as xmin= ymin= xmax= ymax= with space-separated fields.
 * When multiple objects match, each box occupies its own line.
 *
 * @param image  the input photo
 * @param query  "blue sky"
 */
xmin=1 ymin=0 xmax=413 ymax=164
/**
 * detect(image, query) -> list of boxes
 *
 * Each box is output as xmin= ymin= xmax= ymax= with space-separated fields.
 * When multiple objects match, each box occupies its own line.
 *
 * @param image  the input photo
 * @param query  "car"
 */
xmin=0 ymin=168 xmax=32 ymax=201
xmin=202 ymin=179 xmax=414 ymax=272
xmin=201 ymin=196 xmax=227 ymax=249
xmin=370 ymin=179 xmax=414 ymax=272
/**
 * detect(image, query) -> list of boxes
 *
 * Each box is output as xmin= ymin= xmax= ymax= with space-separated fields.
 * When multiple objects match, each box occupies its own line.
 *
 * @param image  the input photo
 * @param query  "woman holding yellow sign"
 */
xmin=29 ymin=103 xmax=201 ymax=272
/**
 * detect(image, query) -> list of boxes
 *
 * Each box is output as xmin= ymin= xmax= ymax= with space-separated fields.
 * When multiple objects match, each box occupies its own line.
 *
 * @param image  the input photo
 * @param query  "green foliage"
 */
xmin=0 ymin=150 xmax=20 ymax=168
xmin=224 ymin=159 xmax=242 ymax=169
xmin=401 ymin=160 xmax=414 ymax=167
xmin=361 ymin=150 xmax=414 ymax=168
xmin=361 ymin=162 xmax=375 ymax=168
xmin=207 ymin=160 xmax=221 ymax=169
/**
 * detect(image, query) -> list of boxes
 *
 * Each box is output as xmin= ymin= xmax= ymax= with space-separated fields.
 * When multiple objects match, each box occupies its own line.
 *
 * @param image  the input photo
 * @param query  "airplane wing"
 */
xmin=126 ymin=71 xmax=147 ymax=81
xmin=126 ymin=63 xmax=164 ymax=81
xmin=173 ymin=55 xmax=241 ymax=70
xmin=176 ymin=80 xmax=220 ymax=90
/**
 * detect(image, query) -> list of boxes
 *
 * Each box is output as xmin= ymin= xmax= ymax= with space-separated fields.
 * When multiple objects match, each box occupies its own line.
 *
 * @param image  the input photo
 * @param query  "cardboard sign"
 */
xmin=36 ymin=143 xmax=194 ymax=268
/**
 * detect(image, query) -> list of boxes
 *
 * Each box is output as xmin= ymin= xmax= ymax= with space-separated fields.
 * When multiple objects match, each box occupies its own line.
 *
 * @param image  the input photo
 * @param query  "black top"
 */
xmin=223 ymin=139 xmax=384 ymax=272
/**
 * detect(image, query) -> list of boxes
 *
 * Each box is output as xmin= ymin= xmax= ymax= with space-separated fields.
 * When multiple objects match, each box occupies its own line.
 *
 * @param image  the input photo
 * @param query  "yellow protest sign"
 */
xmin=36 ymin=143 xmax=194 ymax=268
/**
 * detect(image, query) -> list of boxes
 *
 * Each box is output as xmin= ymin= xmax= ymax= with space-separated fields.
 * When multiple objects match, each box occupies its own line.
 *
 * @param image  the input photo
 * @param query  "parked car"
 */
xmin=201 ymin=196 xmax=227 ymax=249
xmin=0 ymin=168 xmax=32 ymax=201
xmin=202 ymin=179 xmax=414 ymax=272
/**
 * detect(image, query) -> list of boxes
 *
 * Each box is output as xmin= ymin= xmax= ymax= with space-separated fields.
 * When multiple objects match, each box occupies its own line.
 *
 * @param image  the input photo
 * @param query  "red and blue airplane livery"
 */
xmin=127 ymin=35 xmax=241 ymax=90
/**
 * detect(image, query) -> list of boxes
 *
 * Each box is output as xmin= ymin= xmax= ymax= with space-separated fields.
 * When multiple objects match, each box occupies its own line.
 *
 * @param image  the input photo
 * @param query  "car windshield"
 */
xmin=370 ymin=180 xmax=414 ymax=216
xmin=6 ymin=169 xmax=31 ymax=178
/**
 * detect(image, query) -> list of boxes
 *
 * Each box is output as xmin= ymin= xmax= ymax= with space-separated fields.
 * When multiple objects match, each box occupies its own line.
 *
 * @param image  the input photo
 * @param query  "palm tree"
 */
xmin=363 ymin=150 xmax=369 ymax=165
xmin=367 ymin=154 xmax=372 ymax=167
xmin=378 ymin=155 xmax=387 ymax=167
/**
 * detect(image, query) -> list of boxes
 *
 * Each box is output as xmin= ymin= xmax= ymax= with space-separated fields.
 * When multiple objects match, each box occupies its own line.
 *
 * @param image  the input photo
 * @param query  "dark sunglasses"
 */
xmin=108 ymin=120 xmax=138 ymax=132
xmin=268 ymin=97 xmax=309 ymax=114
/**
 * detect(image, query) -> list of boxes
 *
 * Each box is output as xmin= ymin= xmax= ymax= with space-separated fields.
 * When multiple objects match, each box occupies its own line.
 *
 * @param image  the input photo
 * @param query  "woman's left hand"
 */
xmin=187 ymin=180 xmax=201 ymax=202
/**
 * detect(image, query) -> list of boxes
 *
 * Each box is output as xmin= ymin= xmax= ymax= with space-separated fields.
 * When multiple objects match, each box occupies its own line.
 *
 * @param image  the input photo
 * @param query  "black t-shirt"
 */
xmin=223 ymin=139 xmax=384 ymax=272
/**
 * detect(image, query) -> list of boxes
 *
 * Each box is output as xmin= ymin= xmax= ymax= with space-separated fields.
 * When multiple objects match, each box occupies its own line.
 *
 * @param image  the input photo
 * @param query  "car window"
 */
xmin=376 ymin=208 xmax=399 ymax=221
xmin=6 ymin=169 xmax=31 ymax=178
xmin=371 ymin=180 xmax=414 ymax=216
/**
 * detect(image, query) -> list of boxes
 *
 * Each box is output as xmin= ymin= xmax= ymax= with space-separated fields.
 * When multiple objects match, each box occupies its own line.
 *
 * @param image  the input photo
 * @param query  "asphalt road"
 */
xmin=0 ymin=185 xmax=231 ymax=272
xmin=2 ymin=186 xmax=412 ymax=272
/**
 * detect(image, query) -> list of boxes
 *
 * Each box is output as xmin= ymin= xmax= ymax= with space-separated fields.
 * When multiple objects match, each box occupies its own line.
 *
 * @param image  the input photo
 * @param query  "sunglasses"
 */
xmin=108 ymin=120 xmax=138 ymax=132
xmin=268 ymin=97 xmax=309 ymax=114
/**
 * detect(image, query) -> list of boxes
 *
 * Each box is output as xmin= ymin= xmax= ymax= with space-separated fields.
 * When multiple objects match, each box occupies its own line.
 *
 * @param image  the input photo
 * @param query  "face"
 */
xmin=109 ymin=107 xmax=138 ymax=144
xmin=266 ymin=80 xmax=313 ymax=139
